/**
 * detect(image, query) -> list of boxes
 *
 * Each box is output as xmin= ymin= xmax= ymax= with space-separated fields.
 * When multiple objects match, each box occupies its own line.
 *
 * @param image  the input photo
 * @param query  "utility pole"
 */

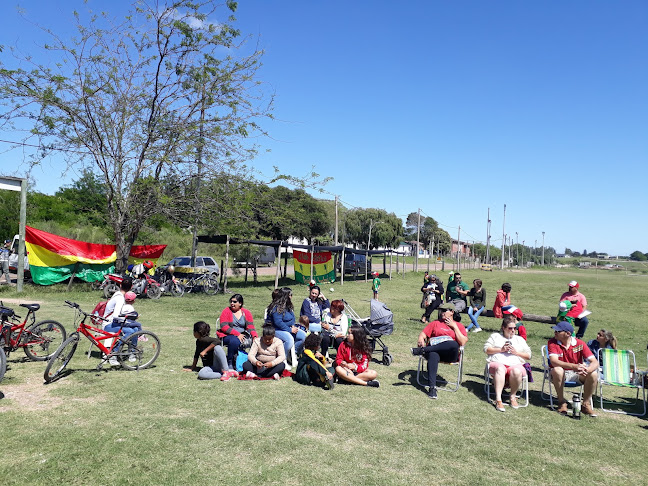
xmin=522 ymin=240 xmax=525 ymax=267
xmin=534 ymin=239 xmax=537 ymax=261
xmin=516 ymin=232 xmax=519 ymax=267
xmin=501 ymin=204 xmax=506 ymax=269
xmin=486 ymin=208 xmax=491 ymax=264
xmin=415 ymin=209 xmax=421 ymax=272
xmin=456 ymin=226 xmax=461 ymax=272
xmin=334 ymin=195 xmax=339 ymax=246
xmin=508 ymin=236 xmax=512 ymax=267
xmin=541 ymin=231 xmax=545 ymax=266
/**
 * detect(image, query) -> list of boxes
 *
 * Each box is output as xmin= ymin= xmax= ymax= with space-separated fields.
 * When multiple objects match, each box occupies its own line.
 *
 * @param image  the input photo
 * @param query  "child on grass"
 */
xmin=335 ymin=325 xmax=379 ymax=387
xmin=294 ymin=333 xmax=335 ymax=389
xmin=185 ymin=321 xmax=236 ymax=381
xmin=372 ymin=272 xmax=381 ymax=300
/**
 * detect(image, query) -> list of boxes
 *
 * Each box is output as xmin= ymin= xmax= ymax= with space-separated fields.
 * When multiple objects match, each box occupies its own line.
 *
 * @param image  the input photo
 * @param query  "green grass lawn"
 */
xmin=0 ymin=268 xmax=647 ymax=485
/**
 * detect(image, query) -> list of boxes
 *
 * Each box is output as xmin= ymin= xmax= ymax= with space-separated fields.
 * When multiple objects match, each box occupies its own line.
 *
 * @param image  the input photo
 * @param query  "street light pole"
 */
xmin=516 ymin=232 xmax=519 ymax=267
xmin=501 ymin=204 xmax=506 ymax=269
xmin=541 ymin=231 xmax=545 ymax=266
xmin=522 ymin=240 xmax=525 ymax=267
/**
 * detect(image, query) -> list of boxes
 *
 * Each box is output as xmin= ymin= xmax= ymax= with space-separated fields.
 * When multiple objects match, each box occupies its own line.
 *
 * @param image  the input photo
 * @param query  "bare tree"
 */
xmin=0 ymin=0 xmax=273 ymax=271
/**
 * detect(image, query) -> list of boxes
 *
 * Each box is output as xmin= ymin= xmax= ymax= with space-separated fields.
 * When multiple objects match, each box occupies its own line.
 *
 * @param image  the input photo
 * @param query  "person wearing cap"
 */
xmin=484 ymin=314 xmax=532 ymax=412
xmin=548 ymin=320 xmax=599 ymax=417
xmin=559 ymin=281 xmax=589 ymax=338
xmin=0 ymin=240 xmax=11 ymax=285
xmin=502 ymin=305 xmax=527 ymax=340
xmin=371 ymin=272 xmax=381 ymax=300
xmin=420 ymin=274 xmax=444 ymax=323
xmin=446 ymin=272 xmax=469 ymax=313
xmin=412 ymin=302 xmax=468 ymax=399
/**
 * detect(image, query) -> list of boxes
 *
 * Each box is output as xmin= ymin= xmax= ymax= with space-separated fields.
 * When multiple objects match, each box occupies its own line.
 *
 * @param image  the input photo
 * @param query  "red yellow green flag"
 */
xmin=293 ymin=249 xmax=336 ymax=284
xmin=25 ymin=226 xmax=166 ymax=285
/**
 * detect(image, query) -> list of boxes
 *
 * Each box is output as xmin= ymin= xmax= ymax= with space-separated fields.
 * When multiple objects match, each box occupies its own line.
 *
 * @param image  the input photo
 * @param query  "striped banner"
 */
xmin=293 ymin=249 xmax=335 ymax=284
xmin=25 ymin=226 xmax=166 ymax=285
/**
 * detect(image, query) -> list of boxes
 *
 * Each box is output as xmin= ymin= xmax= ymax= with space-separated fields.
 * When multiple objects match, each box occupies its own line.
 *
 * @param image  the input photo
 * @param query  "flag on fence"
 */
xmin=293 ymin=249 xmax=335 ymax=284
xmin=25 ymin=226 xmax=166 ymax=285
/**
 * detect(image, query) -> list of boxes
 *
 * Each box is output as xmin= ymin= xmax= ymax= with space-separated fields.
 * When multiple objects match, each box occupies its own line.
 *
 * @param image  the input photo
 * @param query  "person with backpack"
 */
xmin=294 ymin=333 xmax=335 ymax=389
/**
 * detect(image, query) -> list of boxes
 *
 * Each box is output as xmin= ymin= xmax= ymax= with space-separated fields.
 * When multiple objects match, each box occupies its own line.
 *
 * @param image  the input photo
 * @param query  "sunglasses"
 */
xmin=230 ymin=300 xmax=239 ymax=304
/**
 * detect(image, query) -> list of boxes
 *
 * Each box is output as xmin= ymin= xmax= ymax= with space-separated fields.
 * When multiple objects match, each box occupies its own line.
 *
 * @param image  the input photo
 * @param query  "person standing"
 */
xmin=559 ymin=281 xmax=589 ymax=339
xmin=372 ymin=272 xmax=381 ymax=300
xmin=0 ymin=240 xmax=11 ymax=285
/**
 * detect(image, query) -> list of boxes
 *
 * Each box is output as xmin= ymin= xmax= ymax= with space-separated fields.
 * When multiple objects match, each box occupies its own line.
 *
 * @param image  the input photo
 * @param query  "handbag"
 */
xmin=235 ymin=350 xmax=248 ymax=372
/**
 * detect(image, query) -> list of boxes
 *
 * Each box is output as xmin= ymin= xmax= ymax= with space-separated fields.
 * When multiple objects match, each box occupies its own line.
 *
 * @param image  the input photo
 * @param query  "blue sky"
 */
xmin=1 ymin=1 xmax=647 ymax=256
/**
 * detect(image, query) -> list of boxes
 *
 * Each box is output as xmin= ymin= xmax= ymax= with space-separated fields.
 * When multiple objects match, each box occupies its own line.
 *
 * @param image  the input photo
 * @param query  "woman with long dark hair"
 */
xmin=335 ymin=325 xmax=380 ymax=387
xmin=266 ymin=287 xmax=306 ymax=356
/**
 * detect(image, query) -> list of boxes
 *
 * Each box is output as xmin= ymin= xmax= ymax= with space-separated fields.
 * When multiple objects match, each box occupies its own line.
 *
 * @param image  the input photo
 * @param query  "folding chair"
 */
xmin=540 ymin=345 xmax=583 ymax=409
xmin=416 ymin=346 xmax=464 ymax=392
xmin=597 ymin=348 xmax=646 ymax=416
xmin=483 ymin=363 xmax=529 ymax=407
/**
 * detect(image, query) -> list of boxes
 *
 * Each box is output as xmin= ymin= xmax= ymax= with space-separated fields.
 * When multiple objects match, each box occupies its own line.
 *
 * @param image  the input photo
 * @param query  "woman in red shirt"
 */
xmin=335 ymin=326 xmax=380 ymax=387
xmin=412 ymin=302 xmax=468 ymax=399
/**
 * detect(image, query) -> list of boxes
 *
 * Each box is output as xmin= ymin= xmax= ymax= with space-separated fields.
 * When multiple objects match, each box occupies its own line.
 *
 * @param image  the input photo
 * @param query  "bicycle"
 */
xmin=179 ymin=272 xmax=219 ymax=295
xmin=44 ymin=301 xmax=161 ymax=383
xmin=0 ymin=301 xmax=67 ymax=361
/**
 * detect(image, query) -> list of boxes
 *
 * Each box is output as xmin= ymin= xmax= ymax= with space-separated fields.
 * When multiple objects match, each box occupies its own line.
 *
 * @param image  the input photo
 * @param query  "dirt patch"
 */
xmin=0 ymin=374 xmax=63 ymax=411
xmin=0 ymin=298 xmax=44 ymax=305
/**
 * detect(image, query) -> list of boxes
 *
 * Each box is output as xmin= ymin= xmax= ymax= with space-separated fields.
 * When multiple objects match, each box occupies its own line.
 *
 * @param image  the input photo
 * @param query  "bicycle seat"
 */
xmin=19 ymin=303 xmax=40 ymax=312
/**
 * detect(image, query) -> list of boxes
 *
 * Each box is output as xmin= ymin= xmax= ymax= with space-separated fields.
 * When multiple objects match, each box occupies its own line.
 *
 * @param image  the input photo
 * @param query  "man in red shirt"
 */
xmin=548 ymin=321 xmax=599 ymax=417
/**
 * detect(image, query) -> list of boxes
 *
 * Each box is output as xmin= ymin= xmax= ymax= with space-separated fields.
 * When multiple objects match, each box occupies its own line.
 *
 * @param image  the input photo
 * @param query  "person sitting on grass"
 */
xmin=294 ymin=333 xmax=335 ymax=390
xmin=335 ymin=325 xmax=380 ymax=388
xmin=242 ymin=325 xmax=286 ymax=380
xmin=411 ymin=302 xmax=468 ymax=400
xmin=185 ymin=321 xmax=234 ymax=381
xmin=217 ymin=294 xmax=258 ymax=371
xmin=484 ymin=315 xmax=532 ymax=412
xmin=300 ymin=285 xmax=330 ymax=333
xmin=266 ymin=287 xmax=307 ymax=359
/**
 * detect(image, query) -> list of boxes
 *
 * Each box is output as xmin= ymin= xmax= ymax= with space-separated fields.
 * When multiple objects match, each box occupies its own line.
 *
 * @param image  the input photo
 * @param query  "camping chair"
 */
xmin=597 ymin=348 xmax=646 ymax=416
xmin=540 ymin=345 xmax=584 ymax=409
xmin=483 ymin=363 xmax=529 ymax=408
xmin=416 ymin=346 xmax=464 ymax=392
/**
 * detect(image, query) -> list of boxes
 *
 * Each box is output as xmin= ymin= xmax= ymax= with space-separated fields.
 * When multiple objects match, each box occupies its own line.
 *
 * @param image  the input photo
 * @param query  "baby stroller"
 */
xmin=343 ymin=299 xmax=394 ymax=366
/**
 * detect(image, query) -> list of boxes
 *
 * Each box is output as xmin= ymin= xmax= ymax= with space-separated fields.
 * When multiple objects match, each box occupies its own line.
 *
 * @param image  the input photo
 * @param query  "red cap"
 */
xmin=568 ymin=280 xmax=579 ymax=289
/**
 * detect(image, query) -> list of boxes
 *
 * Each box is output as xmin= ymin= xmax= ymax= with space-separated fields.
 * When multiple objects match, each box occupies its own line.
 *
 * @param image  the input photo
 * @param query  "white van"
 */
xmin=8 ymin=234 xmax=30 ymax=275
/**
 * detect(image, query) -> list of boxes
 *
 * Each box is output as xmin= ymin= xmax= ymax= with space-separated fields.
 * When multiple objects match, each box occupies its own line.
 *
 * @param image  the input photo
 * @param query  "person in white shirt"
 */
xmin=484 ymin=315 xmax=532 ymax=412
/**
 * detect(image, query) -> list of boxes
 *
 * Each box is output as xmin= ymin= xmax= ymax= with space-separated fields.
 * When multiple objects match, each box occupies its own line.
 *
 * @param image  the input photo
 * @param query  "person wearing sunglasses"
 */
xmin=217 ymin=294 xmax=258 ymax=370
xmin=484 ymin=315 xmax=532 ymax=412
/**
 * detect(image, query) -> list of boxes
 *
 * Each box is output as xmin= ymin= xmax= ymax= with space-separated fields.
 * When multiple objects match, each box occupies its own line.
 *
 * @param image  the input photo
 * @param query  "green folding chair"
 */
xmin=598 ymin=348 xmax=646 ymax=416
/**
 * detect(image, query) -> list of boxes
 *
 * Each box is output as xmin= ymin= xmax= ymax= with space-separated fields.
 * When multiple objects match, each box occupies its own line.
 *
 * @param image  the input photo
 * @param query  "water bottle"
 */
xmin=572 ymin=393 xmax=581 ymax=420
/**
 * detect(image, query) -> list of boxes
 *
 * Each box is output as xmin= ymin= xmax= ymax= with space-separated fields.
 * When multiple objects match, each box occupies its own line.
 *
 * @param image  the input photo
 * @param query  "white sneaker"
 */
xmin=128 ymin=353 xmax=137 ymax=362
xmin=108 ymin=356 xmax=120 ymax=366
xmin=472 ymin=328 xmax=483 ymax=333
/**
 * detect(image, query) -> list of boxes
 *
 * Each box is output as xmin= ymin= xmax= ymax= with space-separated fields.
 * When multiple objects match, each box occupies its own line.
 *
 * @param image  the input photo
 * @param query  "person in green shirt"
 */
xmin=446 ymin=272 xmax=469 ymax=313
xmin=372 ymin=272 xmax=381 ymax=300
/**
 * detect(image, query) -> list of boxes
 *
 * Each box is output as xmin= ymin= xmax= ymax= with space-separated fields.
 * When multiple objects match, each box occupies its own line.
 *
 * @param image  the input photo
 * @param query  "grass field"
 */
xmin=0 ymin=268 xmax=647 ymax=485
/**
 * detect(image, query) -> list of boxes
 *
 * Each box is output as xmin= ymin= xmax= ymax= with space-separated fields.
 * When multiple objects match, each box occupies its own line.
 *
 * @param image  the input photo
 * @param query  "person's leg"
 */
xmin=293 ymin=329 xmax=306 ymax=354
xmin=274 ymin=330 xmax=294 ymax=356
xmin=336 ymin=366 xmax=369 ymax=385
xmin=197 ymin=366 xmax=222 ymax=380
xmin=423 ymin=299 xmax=440 ymax=320
xmin=489 ymin=362 xmax=506 ymax=402
xmin=575 ymin=317 xmax=589 ymax=339
xmin=356 ymin=369 xmax=377 ymax=382
xmin=320 ymin=333 xmax=332 ymax=354
xmin=257 ymin=362 xmax=286 ymax=378
xmin=581 ymin=369 xmax=598 ymax=403
xmin=551 ymin=366 xmax=566 ymax=402
xmin=466 ymin=307 xmax=476 ymax=331
xmin=453 ymin=300 xmax=466 ymax=313
xmin=473 ymin=306 xmax=484 ymax=329
xmin=212 ymin=345 xmax=228 ymax=373
xmin=508 ymin=364 xmax=524 ymax=396
xmin=222 ymin=334 xmax=240 ymax=369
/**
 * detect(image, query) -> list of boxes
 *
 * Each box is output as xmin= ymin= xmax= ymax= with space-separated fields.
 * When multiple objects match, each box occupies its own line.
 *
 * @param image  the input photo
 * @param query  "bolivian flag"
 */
xmin=293 ymin=249 xmax=335 ymax=284
xmin=25 ymin=226 xmax=166 ymax=285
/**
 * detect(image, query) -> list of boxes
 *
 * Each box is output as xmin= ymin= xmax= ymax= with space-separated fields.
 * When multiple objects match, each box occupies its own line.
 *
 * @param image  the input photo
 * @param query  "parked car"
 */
xmin=8 ymin=234 xmax=30 ymax=276
xmin=165 ymin=256 xmax=220 ymax=276
xmin=235 ymin=246 xmax=276 ymax=267
xmin=338 ymin=253 xmax=372 ymax=276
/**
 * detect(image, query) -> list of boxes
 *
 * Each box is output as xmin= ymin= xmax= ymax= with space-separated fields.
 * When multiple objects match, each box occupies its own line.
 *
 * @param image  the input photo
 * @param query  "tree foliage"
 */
xmin=0 ymin=0 xmax=273 ymax=271
xmin=630 ymin=250 xmax=647 ymax=261
xmin=344 ymin=208 xmax=403 ymax=249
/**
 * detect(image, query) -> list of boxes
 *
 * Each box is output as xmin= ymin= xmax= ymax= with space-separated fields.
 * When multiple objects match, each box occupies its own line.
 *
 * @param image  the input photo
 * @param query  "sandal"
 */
xmin=510 ymin=397 xmax=520 ymax=409
xmin=495 ymin=400 xmax=505 ymax=412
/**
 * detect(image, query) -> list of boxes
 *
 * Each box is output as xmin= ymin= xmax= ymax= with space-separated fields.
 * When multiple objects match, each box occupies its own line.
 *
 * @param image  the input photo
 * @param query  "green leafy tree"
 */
xmin=0 ymin=1 xmax=273 ymax=272
xmin=344 ymin=208 xmax=403 ymax=249
xmin=630 ymin=251 xmax=647 ymax=261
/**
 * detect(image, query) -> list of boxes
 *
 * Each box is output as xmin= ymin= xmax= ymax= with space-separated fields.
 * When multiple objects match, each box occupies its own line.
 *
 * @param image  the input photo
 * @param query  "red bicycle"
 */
xmin=44 ymin=301 xmax=160 ymax=383
xmin=0 ymin=301 xmax=67 ymax=361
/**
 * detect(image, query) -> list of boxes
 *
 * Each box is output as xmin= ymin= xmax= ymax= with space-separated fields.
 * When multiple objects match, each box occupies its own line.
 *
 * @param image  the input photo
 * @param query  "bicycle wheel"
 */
xmin=103 ymin=282 xmax=119 ymax=299
xmin=170 ymin=282 xmax=185 ymax=297
xmin=146 ymin=285 xmax=162 ymax=300
xmin=23 ymin=320 xmax=67 ymax=361
xmin=204 ymin=275 xmax=220 ymax=295
xmin=0 ymin=347 xmax=6 ymax=383
xmin=44 ymin=334 xmax=79 ymax=383
xmin=117 ymin=330 xmax=161 ymax=370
